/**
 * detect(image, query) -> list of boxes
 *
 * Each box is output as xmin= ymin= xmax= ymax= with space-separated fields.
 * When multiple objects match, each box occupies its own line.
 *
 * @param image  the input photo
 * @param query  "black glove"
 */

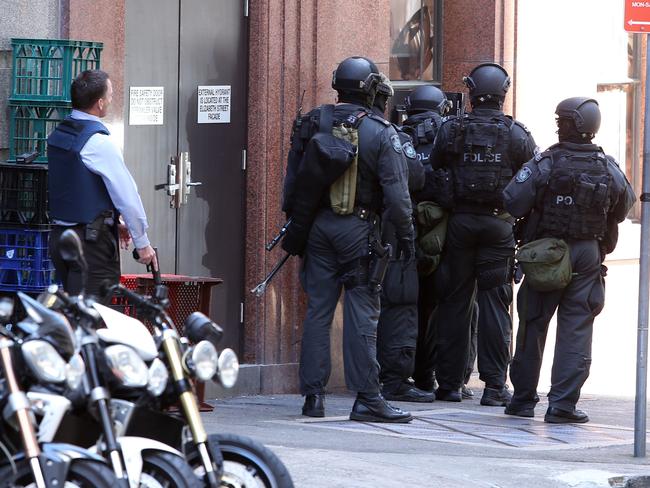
xmin=395 ymin=236 xmax=416 ymax=261
xmin=281 ymin=223 xmax=309 ymax=256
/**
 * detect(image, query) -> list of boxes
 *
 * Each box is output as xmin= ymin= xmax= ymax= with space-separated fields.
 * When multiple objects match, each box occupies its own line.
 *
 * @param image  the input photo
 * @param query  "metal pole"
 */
xmin=634 ymin=36 xmax=650 ymax=458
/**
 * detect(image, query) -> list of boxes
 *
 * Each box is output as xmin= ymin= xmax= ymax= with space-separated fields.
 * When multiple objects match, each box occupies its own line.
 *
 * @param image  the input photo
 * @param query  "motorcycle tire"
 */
xmin=188 ymin=433 xmax=294 ymax=488
xmin=140 ymin=451 xmax=203 ymax=488
xmin=1 ymin=459 xmax=117 ymax=487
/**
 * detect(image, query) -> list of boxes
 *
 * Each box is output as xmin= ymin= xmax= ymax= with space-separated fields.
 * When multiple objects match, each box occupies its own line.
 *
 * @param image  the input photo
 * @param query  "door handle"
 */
xmin=180 ymin=152 xmax=202 ymax=205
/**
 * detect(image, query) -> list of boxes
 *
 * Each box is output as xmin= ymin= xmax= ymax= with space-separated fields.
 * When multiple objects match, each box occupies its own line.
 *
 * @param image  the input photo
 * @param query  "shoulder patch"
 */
xmin=513 ymin=119 xmax=531 ymax=134
xmin=390 ymin=134 xmax=403 ymax=153
xmin=403 ymin=141 xmax=417 ymax=159
xmin=515 ymin=166 xmax=532 ymax=183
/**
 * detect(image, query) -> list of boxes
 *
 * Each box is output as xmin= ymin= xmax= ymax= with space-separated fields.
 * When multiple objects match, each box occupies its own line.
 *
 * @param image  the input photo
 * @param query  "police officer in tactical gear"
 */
xmin=48 ymin=70 xmax=156 ymax=301
xmin=428 ymin=63 xmax=537 ymax=404
xmin=373 ymin=77 xmax=433 ymax=403
xmin=503 ymin=97 xmax=635 ymax=423
xmin=289 ymin=56 xmax=414 ymax=422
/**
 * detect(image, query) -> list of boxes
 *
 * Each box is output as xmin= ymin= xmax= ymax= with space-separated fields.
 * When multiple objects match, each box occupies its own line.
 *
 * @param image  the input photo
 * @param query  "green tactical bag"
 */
xmin=515 ymin=238 xmax=572 ymax=292
xmin=329 ymin=125 xmax=359 ymax=215
xmin=415 ymin=201 xmax=449 ymax=276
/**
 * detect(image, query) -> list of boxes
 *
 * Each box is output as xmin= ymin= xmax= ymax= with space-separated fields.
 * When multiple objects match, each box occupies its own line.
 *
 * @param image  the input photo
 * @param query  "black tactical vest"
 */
xmin=449 ymin=112 xmax=514 ymax=208
xmin=402 ymin=112 xmax=442 ymax=168
xmin=537 ymin=147 xmax=611 ymax=240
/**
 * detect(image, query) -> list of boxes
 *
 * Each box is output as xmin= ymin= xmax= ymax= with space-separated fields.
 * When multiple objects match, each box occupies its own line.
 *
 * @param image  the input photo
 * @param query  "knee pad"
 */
xmin=477 ymin=258 xmax=513 ymax=291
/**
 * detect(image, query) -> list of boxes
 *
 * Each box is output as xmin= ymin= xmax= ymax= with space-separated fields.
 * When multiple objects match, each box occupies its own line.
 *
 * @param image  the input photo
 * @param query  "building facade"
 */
xmin=0 ymin=0 xmax=642 ymax=395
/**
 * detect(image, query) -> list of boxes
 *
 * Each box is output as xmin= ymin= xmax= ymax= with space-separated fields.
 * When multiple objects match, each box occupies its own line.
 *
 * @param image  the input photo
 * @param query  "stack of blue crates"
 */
xmin=1 ymin=38 xmax=102 ymax=293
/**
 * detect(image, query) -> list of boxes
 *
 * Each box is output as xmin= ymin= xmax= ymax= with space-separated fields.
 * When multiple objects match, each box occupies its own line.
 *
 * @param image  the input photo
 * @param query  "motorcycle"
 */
xmin=0 ymin=295 xmax=117 ymax=487
xmin=98 ymin=247 xmax=295 ymax=488
xmin=32 ymin=230 xmax=201 ymax=488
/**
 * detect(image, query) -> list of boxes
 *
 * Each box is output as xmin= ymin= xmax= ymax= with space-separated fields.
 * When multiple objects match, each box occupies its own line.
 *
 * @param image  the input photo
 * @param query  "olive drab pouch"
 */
xmin=329 ymin=124 xmax=359 ymax=215
xmin=515 ymin=238 xmax=572 ymax=292
xmin=415 ymin=201 xmax=449 ymax=276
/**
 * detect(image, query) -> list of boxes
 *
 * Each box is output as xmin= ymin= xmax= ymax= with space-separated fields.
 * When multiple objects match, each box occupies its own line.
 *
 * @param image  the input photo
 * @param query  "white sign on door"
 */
xmin=198 ymin=85 xmax=231 ymax=124
xmin=129 ymin=87 xmax=164 ymax=125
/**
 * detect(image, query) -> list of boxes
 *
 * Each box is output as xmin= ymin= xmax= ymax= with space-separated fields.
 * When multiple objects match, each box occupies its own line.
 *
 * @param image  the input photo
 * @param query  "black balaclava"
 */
xmin=557 ymin=117 xmax=593 ymax=144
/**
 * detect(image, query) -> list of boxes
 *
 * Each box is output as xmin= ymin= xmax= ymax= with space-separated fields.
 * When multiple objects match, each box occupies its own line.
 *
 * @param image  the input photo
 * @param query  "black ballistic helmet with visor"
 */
xmin=404 ymin=85 xmax=452 ymax=115
xmin=463 ymin=63 xmax=511 ymax=105
xmin=332 ymin=56 xmax=383 ymax=107
xmin=555 ymin=97 xmax=601 ymax=137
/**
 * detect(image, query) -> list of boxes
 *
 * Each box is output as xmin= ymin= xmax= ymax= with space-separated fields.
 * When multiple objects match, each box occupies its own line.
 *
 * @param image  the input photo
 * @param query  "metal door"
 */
xmin=124 ymin=0 xmax=247 ymax=353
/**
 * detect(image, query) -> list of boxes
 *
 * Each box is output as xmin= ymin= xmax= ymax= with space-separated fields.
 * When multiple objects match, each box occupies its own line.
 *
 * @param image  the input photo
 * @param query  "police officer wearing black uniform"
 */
xmin=428 ymin=63 xmax=537 ymax=405
xmin=400 ymin=86 xmax=479 ymax=399
xmin=373 ymin=77 xmax=433 ymax=403
xmin=503 ymin=97 xmax=635 ymax=423
xmin=283 ymin=57 xmax=414 ymax=422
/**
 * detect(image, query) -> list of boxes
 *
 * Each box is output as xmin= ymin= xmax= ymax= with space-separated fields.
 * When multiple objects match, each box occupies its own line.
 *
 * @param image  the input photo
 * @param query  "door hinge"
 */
xmin=240 ymin=302 xmax=245 ymax=323
xmin=241 ymin=149 xmax=247 ymax=171
xmin=244 ymin=0 xmax=249 ymax=17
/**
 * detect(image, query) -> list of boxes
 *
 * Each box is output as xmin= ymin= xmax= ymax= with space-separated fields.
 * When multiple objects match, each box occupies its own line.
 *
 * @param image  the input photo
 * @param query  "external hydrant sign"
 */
xmin=198 ymin=86 xmax=231 ymax=124
xmin=129 ymin=87 xmax=164 ymax=125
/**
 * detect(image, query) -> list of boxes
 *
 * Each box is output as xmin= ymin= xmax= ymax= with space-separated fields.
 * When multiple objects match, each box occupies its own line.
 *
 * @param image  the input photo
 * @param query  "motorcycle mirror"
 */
xmin=184 ymin=312 xmax=224 ymax=346
xmin=0 ymin=297 xmax=13 ymax=325
xmin=59 ymin=229 xmax=87 ymax=270
xmin=59 ymin=229 xmax=88 ymax=293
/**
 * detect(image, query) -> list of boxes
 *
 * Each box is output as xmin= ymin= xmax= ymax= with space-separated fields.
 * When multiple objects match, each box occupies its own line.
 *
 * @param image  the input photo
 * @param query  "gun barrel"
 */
xmin=250 ymin=253 xmax=291 ymax=296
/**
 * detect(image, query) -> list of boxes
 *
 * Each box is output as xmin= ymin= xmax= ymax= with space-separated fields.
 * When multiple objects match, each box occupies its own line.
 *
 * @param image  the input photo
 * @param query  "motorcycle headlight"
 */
xmin=65 ymin=353 xmax=85 ymax=390
xmin=191 ymin=341 xmax=218 ymax=381
xmin=217 ymin=348 xmax=239 ymax=388
xmin=22 ymin=340 xmax=66 ymax=383
xmin=147 ymin=358 xmax=168 ymax=396
xmin=105 ymin=345 xmax=148 ymax=388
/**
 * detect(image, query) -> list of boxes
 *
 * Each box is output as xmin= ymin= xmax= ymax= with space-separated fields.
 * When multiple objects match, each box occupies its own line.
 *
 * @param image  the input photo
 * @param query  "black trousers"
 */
xmin=413 ymin=274 xmax=478 ymax=389
xmin=432 ymin=213 xmax=514 ymax=390
xmin=510 ymin=239 xmax=604 ymax=411
xmin=49 ymin=225 xmax=120 ymax=302
xmin=377 ymin=257 xmax=419 ymax=393
xmin=299 ymin=209 xmax=381 ymax=395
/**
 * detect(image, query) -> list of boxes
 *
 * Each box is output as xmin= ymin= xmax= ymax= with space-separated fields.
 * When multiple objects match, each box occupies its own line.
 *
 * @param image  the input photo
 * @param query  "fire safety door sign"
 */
xmin=129 ymin=87 xmax=164 ymax=125
xmin=197 ymin=86 xmax=231 ymax=124
xmin=625 ymin=1 xmax=650 ymax=32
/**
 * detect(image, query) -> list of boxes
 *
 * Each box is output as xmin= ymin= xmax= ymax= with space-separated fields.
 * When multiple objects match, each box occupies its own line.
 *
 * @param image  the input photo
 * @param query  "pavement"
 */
xmin=202 ymin=389 xmax=650 ymax=488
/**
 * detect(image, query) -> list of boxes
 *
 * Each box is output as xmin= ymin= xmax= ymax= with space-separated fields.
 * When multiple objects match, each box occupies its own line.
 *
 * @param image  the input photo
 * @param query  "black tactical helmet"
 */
xmin=332 ymin=56 xmax=382 ymax=96
xmin=555 ymin=97 xmax=601 ymax=136
xmin=463 ymin=63 xmax=511 ymax=103
xmin=404 ymin=85 xmax=451 ymax=115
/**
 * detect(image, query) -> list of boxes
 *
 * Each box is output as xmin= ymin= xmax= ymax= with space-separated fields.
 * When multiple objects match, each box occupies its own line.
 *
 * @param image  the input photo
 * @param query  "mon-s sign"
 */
xmin=625 ymin=0 xmax=650 ymax=32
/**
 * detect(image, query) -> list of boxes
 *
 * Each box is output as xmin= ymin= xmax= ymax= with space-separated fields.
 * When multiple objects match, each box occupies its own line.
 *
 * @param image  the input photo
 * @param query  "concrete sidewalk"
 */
xmin=202 ymin=390 xmax=650 ymax=488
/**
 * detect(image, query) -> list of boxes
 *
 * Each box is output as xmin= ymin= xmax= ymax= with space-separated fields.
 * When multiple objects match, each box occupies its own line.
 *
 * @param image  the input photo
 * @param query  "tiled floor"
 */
xmin=290 ymin=408 xmax=633 ymax=451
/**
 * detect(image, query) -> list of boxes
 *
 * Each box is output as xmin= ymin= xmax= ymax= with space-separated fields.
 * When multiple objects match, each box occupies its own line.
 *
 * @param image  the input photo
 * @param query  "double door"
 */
xmin=123 ymin=0 xmax=248 ymax=352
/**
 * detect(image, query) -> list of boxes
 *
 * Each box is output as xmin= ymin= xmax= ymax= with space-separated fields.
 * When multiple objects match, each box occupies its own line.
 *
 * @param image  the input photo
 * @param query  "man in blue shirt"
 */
xmin=48 ymin=70 xmax=156 ymax=300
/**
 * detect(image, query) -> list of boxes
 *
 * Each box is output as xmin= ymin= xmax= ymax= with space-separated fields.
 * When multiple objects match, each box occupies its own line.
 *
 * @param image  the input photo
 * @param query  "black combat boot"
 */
xmin=383 ymin=382 xmax=435 ymax=403
xmin=480 ymin=385 xmax=512 ymax=406
xmin=302 ymin=393 xmax=325 ymax=417
xmin=544 ymin=406 xmax=589 ymax=424
xmin=435 ymin=387 xmax=462 ymax=402
xmin=350 ymin=393 xmax=413 ymax=423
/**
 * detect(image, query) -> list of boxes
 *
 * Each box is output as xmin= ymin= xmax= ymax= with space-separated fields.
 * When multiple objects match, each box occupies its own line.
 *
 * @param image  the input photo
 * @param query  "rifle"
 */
xmin=265 ymin=218 xmax=292 ymax=251
xmin=251 ymin=253 xmax=291 ymax=297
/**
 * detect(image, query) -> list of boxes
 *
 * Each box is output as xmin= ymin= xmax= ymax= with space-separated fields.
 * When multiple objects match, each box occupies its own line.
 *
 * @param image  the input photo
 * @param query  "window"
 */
xmin=389 ymin=0 xmax=442 ymax=82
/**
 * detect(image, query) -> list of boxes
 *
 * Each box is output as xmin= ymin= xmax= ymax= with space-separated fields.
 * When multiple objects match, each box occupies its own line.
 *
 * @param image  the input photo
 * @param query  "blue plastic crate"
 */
xmin=0 ymin=227 xmax=56 ymax=292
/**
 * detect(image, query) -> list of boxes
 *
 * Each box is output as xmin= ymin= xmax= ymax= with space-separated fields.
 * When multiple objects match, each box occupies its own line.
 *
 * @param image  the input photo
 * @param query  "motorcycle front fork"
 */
xmin=162 ymin=334 xmax=220 ymax=487
xmin=0 ymin=339 xmax=46 ymax=488
xmin=83 ymin=343 xmax=130 ymax=487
